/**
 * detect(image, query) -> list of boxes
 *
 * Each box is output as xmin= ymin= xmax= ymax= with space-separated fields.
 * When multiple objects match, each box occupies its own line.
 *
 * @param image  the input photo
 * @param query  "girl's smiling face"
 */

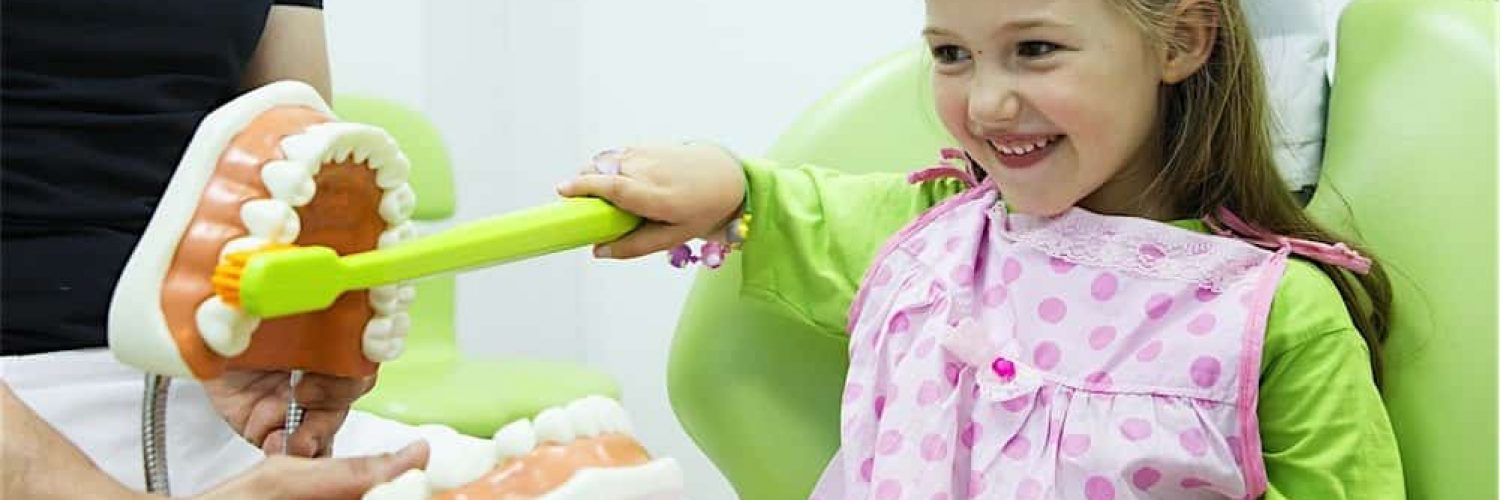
xmin=926 ymin=0 xmax=1184 ymax=218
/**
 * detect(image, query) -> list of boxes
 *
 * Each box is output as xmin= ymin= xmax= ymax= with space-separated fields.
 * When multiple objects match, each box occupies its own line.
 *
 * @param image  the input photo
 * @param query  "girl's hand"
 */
xmin=557 ymin=142 xmax=745 ymax=259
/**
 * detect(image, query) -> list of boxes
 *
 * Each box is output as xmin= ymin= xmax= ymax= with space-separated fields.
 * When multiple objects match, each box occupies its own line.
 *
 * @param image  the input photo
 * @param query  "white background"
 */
xmin=324 ymin=1 xmax=921 ymax=497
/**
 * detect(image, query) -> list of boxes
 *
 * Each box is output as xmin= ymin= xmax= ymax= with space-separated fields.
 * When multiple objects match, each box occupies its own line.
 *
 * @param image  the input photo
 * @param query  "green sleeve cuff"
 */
xmin=735 ymin=157 xmax=964 ymax=335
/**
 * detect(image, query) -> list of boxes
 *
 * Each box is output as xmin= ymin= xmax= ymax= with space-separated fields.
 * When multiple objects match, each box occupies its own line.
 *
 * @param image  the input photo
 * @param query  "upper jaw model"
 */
xmin=109 ymin=80 xmax=418 ymax=379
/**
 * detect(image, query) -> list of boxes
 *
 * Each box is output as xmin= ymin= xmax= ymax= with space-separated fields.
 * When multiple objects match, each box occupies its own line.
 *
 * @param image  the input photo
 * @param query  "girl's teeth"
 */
xmin=995 ymin=136 xmax=1056 ymax=156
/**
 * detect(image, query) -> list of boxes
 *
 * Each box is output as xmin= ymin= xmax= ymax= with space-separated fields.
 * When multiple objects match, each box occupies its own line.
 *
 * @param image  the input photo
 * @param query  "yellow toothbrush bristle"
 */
xmin=212 ymin=243 xmax=295 ymax=308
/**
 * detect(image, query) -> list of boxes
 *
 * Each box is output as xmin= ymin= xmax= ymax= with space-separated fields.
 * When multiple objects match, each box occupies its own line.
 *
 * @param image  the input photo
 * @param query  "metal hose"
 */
xmin=282 ymin=369 xmax=305 ymax=453
xmin=142 ymin=374 xmax=171 ymax=495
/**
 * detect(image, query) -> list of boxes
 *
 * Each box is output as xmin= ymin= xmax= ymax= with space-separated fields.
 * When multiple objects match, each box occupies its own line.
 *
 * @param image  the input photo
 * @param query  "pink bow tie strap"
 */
xmin=1205 ymin=207 xmax=1373 ymax=275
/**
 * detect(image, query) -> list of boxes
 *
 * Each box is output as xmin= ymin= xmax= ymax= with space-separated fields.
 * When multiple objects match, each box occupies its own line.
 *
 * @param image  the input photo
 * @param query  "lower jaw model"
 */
xmin=364 ymin=395 xmax=685 ymax=500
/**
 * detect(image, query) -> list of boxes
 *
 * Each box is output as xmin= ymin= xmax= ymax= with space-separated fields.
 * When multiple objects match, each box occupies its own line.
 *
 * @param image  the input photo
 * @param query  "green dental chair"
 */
xmin=667 ymin=0 xmax=1497 ymax=498
xmin=332 ymin=96 xmax=620 ymax=438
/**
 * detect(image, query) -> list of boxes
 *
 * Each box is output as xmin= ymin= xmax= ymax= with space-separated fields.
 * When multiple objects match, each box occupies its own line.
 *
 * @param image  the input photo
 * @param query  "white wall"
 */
xmin=325 ymin=2 xmax=920 ymax=498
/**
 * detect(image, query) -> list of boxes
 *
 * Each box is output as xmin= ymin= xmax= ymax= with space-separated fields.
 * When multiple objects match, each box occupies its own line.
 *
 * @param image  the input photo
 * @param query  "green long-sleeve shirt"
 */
xmin=736 ymin=159 xmax=1406 ymax=499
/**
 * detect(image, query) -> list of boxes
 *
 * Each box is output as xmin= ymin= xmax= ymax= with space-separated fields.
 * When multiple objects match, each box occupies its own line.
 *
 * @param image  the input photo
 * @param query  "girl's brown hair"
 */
xmin=1119 ymin=0 xmax=1393 ymax=383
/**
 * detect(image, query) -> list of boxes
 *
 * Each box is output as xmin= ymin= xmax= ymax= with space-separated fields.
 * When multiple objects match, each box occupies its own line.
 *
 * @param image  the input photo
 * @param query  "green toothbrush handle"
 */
xmin=239 ymin=197 xmax=641 ymax=318
xmin=345 ymin=197 xmax=641 ymax=287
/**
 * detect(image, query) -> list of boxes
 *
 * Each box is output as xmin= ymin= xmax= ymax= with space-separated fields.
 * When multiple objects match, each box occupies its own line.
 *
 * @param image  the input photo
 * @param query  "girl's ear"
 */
xmin=1160 ymin=0 xmax=1218 ymax=84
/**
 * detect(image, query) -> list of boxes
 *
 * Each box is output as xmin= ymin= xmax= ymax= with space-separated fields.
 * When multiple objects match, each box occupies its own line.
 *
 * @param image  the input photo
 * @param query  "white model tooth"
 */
xmin=353 ymin=145 xmax=373 ymax=165
xmin=397 ymin=284 xmax=417 ymax=310
xmin=578 ymin=397 xmax=615 ymax=434
xmin=582 ymin=396 xmax=618 ymax=432
xmin=261 ymin=160 xmax=316 ymax=207
xmin=370 ymin=283 xmax=416 ymax=311
xmin=603 ymin=397 xmax=634 ymax=435
xmin=566 ymin=398 xmax=602 ymax=438
xmin=240 ymin=199 xmax=300 ymax=244
xmin=362 ymin=335 xmax=404 ymax=363
xmin=378 ymin=222 xmax=417 ymax=249
xmin=336 ymin=145 xmax=356 ymax=163
xmin=375 ymin=153 xmax=411 ymax=189
xmin=361 ymin=469 xmax=431 ymax=500
xmin=196 ymin=297 xmax=259 ymax=357
xmin=218 ymin=236 xmax=271 ymax=262
xmin=577 ymin=395 xmax=631 ymax=435
xmin=425 ymin=437 xmax=498 ymax=491
xmin=371 ymin=284 xmax=403 ymax=315
xmin=533 ymin=407 xmax=576 ymax=444
xmin=389 ymin=312 xmax=411 ymax=339
xmin=379 ymin=184 xmax=417 ymax=224
xmin=1021 ymin=143 xmax=1036 ymax=153
xmin=362 ymin=316 xmax=398 ymax=362
xmin=492 ymin=419 xmax=538 ymax=461
xmin=382 ymin=338 xmax=406 ymax=361
xmin=370 ymin=285 xmax=401 ymax=313
xmin=279 ymin=131 xmax=335 ymax=163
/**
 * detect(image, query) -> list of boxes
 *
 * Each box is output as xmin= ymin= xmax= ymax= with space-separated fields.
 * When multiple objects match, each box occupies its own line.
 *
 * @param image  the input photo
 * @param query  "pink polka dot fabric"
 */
xmin=818 ymin=187 xmax=1287 ymax=499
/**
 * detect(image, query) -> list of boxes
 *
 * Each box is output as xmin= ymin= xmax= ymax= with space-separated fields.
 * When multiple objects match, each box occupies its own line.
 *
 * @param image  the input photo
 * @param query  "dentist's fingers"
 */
xmin=196 ymin=440 xmax=430 ymax=500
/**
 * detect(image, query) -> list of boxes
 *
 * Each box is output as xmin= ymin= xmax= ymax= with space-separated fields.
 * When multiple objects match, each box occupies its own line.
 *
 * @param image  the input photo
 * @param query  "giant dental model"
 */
xmin=364 ymin=396 xmax=684 ymax=500
xmin=109 ymin=80 xmax=417 ymax=379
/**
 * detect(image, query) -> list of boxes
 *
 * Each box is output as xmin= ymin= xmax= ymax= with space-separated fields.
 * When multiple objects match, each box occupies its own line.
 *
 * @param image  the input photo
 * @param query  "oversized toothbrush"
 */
xmin=109 ymin=81 xmax=639 ymax=380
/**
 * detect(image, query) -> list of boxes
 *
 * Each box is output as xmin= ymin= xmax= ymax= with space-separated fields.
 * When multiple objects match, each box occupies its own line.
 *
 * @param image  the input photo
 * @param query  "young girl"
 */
xmin=559 ymin=0 xmax=1404 ymax=497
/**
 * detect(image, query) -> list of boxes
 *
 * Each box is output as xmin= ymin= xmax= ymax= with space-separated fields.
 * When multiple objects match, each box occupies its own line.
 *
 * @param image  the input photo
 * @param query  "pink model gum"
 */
xmin=161 ymin=106 xmax=385 ymax=379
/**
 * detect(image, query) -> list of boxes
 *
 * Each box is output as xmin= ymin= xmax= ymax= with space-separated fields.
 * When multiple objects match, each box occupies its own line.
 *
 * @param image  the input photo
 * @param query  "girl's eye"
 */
xmin=1018 ymin=41 xmax=1061 ymax=58
xmin=931 ymin=44 xmax=972 ymax=65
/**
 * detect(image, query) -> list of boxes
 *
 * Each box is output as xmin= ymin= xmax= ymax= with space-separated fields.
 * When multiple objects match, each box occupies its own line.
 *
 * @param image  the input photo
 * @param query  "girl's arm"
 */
xmin=735 ymin=158 xmax=964 ymax=335
xmin=559 ymin=144 xmax=965 ymax=335
xmin=1258 ymin=261 xmax=1406 ymax=499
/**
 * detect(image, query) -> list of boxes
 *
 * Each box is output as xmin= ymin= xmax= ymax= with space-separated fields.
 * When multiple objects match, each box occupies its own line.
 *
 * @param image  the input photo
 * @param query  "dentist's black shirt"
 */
xmin=1 ymin=0 xmax=323 ymax=355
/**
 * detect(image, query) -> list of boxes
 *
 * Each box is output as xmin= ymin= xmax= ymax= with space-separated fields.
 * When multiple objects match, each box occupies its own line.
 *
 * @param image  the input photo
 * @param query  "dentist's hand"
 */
xmin=557 ymin=143 xmax=745 ymax=259
xmin=194 ymin=440 xmax=429 ymax=500
xmin=204 ymin=370 xmax=376 ymax=457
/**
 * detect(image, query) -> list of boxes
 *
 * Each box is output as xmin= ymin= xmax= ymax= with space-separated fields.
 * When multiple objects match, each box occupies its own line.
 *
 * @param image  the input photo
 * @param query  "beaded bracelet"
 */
xmin=668 ymin=143 xmax=751 ymax=269
xmin=669 ymin=195 xmax=750 ymax=269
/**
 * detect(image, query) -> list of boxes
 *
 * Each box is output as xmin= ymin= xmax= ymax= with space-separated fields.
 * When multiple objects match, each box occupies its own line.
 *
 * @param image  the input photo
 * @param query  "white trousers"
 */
xmin=1 ymin=348 xmax=486 ymax=496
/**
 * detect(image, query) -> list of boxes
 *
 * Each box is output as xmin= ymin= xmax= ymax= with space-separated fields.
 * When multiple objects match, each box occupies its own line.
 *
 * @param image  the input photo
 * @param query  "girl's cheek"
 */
xmin=934 ymin=86 xmax=972 ymax=145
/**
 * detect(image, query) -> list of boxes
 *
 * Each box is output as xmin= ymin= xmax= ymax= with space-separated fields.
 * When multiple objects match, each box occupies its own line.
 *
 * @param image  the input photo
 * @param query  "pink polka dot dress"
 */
xmin=812 ymin=185 xmax=1290 ymax=499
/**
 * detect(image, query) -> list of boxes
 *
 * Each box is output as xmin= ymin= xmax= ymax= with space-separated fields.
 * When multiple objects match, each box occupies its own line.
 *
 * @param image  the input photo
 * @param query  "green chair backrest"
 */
xmin=1305 ymin=1 xmax=1497 ymax=498
xmin=333 ymin=95 xmax=460 ymax=362
xmin=668 ymin=1 xmax=1496 ymax=498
